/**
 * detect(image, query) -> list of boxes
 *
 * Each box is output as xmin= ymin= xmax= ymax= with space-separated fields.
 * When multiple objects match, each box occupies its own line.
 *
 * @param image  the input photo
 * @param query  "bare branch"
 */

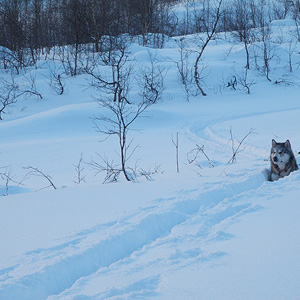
xmin=172 ymin=132 xmax=180 ymax=173
xmin=187 ymin=144 xmax=215 ymax=168
xmin=0 ymin=167 xmax=21 ymax=196
xmin=87 ymin=154 xmax=121 ymax=183
xmin=23 ymin=166 xmax=57 ymax=190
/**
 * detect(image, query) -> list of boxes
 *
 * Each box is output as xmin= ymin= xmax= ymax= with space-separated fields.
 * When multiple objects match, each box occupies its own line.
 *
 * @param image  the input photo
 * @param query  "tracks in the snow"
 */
xmin=0 ymin=172 xmax=266 ymax=300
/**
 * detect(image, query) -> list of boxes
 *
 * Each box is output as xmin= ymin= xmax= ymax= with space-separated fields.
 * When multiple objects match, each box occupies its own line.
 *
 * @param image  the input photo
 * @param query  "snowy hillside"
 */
xmin=1 ymin=18 xmax=300 ymax=300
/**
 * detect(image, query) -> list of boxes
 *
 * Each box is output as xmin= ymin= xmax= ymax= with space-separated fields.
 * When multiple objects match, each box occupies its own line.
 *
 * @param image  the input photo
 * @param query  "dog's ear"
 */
xmin=285 ymin=140 xmax=291 ymax=149
xmin=272 ymin=139 xmax=277 ymax=147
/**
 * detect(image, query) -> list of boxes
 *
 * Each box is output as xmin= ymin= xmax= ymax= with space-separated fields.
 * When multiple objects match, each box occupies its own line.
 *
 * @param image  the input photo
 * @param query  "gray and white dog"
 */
xmin=269 ymin=139 xmax=298 ymax=181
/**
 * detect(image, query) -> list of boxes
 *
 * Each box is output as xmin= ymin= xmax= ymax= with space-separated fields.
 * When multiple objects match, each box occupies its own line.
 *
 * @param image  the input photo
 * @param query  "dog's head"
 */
xmin=270 ymin=139 xmax=292 ymax=168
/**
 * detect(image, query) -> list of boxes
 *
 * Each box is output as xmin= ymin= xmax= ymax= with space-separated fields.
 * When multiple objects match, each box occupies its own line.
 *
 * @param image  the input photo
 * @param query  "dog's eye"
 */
xmin=279 ymin=151 xmax=283 ymax=155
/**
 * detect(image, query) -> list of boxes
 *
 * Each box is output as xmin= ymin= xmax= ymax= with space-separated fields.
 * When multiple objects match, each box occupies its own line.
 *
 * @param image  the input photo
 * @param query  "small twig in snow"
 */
xmin=228 ymin=128 xmax=255 ymax=163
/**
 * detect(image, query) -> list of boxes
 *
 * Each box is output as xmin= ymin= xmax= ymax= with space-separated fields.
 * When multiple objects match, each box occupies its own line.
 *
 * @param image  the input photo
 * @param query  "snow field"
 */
xmin=1 ymin=17 xmax=300 ymax=300
xmin=1 ymin=170 xmax=264 ymax=299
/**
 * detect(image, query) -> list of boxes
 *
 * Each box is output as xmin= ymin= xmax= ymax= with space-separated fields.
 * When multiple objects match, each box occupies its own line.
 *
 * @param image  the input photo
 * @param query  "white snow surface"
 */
xmin=1 ymin=20 xmax=300 ymax=300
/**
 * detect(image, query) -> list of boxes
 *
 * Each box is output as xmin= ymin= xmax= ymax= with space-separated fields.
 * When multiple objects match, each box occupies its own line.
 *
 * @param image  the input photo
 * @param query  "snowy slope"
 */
xmin=1 ymin=19 xmax=300 ymax=300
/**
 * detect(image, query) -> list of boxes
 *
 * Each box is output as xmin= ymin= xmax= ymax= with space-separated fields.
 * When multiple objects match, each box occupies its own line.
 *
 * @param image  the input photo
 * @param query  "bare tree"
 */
xmin=86 ymin=38 xmax=132 ymax=103
xmin=151 ymin=1 xmax=178 ymax=48
xmin=250 ymin=0 xmax=278 ymax=82
xmin=87 ymin=38 xmax=167 ymax=182
xmin=287 ymin=37 xmax=297 ymax=72
xmin=176 ymin=37 xmax=193 ymax=101
xmin=193 ymin=0 xmax=223 ymax=96
xmin=128 ymin=0 xmax=157 ymax=46
xmin=261 ymin=23 xmax=275 ymax=82
xmin=93 ymin=99 xmax=153 ymax=182
xmin=61 ymin=0 xmax=90 ymax=76
xmin=88 ymin=0 xmax=114 ymax=52
xmin=226 ymin=0 xmax=254 ymax=70
xmin=291 ymin=0 xmax=300 ymax=41
xmin=272 ymin=0 xmax=294 ymax=19
xmin=87 ymin=39 xmax=159 ymax=182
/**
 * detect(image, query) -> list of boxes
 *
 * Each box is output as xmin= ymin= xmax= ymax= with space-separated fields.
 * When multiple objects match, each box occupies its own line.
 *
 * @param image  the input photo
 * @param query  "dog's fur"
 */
xmin=269 ymin=139 xmax=298 ymax=181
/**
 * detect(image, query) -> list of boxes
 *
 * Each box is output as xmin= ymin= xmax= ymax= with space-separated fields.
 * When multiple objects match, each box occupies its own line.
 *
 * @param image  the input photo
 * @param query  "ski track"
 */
xmin=0 ymin=170 xmax=266 ymax=300
xmin=186 ymin=106 xmax=300 ymax=160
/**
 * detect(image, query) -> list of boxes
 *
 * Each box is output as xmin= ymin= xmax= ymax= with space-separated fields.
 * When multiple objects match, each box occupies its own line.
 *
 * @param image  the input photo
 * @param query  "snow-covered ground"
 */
xmin=1 ymin=18 xmax=300 ymax=300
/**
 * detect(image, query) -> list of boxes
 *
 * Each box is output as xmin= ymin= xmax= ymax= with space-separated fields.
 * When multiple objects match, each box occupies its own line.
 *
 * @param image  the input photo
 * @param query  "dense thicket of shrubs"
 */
xmin=0 ymin=0 xmax=299 ymax=71
xmin=0 ymin=0 xmax=179 ymax=51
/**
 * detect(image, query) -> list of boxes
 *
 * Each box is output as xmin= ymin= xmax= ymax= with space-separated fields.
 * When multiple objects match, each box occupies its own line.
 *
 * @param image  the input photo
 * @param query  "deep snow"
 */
xmin=1 ymin=18 xmax=300 ymax=300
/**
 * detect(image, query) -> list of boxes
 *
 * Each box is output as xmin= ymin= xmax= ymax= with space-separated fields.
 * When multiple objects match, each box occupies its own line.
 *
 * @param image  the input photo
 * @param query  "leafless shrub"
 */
xmin=0 ymin=76 xmax=19 ymax=120
xmin=0 ymin=48 xmax=33 ymax=74
xmin=49 ymin=67 xmax=65 ymax=95
xmin=138 ymin=168 xmax=154 ymax=181
xmin=0 ymin=167 xmax=20 ymax=196
xmin=226 ymin=75 xmax=237 ymax=90
xmin=0 ymin=74 xmax=42 ymax=120
xmin=274 ymin=74 xmax=300 ymax=86
xmin=187 ymin=144 xmax=215 ymax=168
xmin=73 ymin=153 xmax=86 ymax=184
xmin=228 ymin=127 xmax=255 ymax=163
xmin=22 ymin=74 xmax=43 ymax=100
xmin=138 ymin=51 xmax=166 ymax=104
xmin=87 ymin=154 xmax=121 ymax=183
xmin=138 ymin=165 xmax=163 ymax=181
xmin=234 ymin=68 xmax=255 ymax=94
xmin=56 ymin=45 xmax=85 ymax=77
xmin=176 ymin=37 xmax=194 ymax=101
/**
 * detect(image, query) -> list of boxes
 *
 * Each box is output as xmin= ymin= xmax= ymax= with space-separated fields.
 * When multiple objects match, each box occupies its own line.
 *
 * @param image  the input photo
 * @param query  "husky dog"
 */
xmin=269 ymin=139 xmax=298 ymax=181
